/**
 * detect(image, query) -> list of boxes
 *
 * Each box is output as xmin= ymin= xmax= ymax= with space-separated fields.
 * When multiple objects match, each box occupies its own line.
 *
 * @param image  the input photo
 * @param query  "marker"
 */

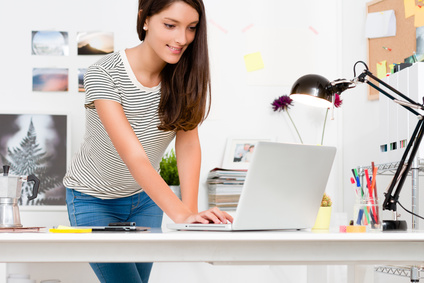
xmin=351 ymin=169 xmax=357 ymax=181
xmin=356 ymin=209 xmax=364 ymax=225
xmin=353 ymin=169 xmax=360 ymax=186
xmin=371 ymin=162 xmax=378 ymax=198
xmin=364 ymin=169 xmax=371 ymax=189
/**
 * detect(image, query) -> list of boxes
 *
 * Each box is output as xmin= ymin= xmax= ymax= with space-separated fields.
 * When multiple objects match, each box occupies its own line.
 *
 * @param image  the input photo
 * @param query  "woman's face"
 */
xmin=144 ymin=1 xmax=199 ymax=65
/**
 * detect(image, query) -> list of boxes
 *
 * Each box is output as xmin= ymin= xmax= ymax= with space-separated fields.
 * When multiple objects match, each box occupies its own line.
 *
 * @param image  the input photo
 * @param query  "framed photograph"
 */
xmin=77 ymin=31 xmax=114 ymax=55
xmin=0 ymin=113 xmax=69 ymax=206
xmin=222 ymin=137 xmax=274 ymax=170
xmin=31 ymin=30 xmax=69 ymax=56
xmin=32 ymin=68 xmax=69 ymax=92
xmin=78 ymin=68 xmax=87 ymax=92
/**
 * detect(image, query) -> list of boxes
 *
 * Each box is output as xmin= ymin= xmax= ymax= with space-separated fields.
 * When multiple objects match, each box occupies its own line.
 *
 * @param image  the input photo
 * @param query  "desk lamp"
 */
xmin=289 ymin=61 xmax=424 ymax=231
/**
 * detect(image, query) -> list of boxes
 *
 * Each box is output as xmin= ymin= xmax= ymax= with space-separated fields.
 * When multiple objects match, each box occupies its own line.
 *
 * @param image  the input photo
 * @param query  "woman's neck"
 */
xmin=125 ymin=43 xmax=166 ymax=87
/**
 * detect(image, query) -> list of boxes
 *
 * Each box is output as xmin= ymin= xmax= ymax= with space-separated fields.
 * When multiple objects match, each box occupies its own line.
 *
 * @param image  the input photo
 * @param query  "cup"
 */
xmin=353 ymin=197 xmax=381 ymax=232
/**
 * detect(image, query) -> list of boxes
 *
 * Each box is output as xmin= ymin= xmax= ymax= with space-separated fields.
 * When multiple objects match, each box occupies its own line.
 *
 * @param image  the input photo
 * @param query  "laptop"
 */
xmin=167 ymin=141 xmax=336 ymax=231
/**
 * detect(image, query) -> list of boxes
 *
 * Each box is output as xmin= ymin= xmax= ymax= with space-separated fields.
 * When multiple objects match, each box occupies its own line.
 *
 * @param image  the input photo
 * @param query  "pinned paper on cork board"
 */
xmin=366 ymin=0 xmax=420 ymax=100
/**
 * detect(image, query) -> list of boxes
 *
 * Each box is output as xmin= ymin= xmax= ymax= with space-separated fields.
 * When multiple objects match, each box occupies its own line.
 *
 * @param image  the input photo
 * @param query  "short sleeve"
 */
xmin=84 ymin=65 xmax=121 ymax=105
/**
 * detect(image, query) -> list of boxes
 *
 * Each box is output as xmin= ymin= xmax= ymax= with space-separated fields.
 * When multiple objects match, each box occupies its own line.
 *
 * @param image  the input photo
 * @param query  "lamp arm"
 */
xmin=363 ymin=76 xmax=421 ymax=116
xmin=355 ymin=68 xmax=424 ymax=213
xmin=382 ymin=119 xmax=424 ymax=211
xmin=362 ymin=70 xmax=424 ymax=112
xmin=394 ymin=99 xmax=424 ymax=110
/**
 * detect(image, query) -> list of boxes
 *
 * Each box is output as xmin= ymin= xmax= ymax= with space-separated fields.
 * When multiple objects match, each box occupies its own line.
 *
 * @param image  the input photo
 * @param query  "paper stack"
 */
xmin=207 ymin=168 xmax=247 ymax=211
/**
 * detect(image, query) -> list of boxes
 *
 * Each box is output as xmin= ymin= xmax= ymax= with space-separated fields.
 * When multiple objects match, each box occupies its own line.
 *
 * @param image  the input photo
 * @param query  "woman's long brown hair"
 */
xmin=137 ymin=0 xmax=211 ymax=132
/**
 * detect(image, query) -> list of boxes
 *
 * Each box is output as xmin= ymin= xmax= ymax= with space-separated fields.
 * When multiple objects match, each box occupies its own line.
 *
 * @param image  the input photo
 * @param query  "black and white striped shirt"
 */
xmin=63 ymin=50 xmax=176 ymax=199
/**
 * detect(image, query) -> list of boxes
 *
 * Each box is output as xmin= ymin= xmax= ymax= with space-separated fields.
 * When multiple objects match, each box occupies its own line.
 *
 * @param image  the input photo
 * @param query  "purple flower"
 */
xmin=271 ymin=95 xmax=293 ymax=112
xmin=334 ymin=94 xmax=343 ymax=108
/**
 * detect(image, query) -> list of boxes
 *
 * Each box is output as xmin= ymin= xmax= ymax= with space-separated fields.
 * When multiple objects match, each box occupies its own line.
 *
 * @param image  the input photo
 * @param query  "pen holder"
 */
xmin=353 ymin=197 xmax=381 ymax=232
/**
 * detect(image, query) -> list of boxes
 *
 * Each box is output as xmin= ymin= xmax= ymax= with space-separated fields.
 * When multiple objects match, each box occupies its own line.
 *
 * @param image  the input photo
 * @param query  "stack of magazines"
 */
xmin=207 ymin=168 xmax=247 ymax=211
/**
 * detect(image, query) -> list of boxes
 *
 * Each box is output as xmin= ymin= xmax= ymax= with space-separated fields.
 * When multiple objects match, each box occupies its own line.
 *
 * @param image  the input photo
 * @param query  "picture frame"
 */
xmin=222 ymin=137 xmax=274 ymax=170
xmin=77 ymin=31 xmax=114 ymax=55
xmin=0 ymin=113 xmax=70 ymax=206
xmin=32 ymin=68 xmax=69 ymax=92
xmin=78 ymin=68 xmax=87 ymax=92
xmin=31 ymin=30 xmax=69 ymax=56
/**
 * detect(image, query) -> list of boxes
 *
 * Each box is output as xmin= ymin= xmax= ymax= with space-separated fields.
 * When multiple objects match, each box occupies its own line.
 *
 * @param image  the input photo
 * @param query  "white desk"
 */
xmin=1 ymin=229 xmax=424 ymax=266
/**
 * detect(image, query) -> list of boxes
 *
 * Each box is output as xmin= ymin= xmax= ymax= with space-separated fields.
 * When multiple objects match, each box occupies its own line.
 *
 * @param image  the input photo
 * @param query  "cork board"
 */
xmin=367 ymin=0 xmax=417 ymax=100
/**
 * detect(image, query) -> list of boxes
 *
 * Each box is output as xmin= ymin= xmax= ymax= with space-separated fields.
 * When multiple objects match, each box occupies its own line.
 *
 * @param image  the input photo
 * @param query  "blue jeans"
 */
xmin=66 ymin=188 xmax=163 ymax=283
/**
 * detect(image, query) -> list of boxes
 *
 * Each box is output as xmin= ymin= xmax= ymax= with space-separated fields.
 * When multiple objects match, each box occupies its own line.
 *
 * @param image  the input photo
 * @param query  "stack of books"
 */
xmin=207 ymin=168 xmax=247 ymax=211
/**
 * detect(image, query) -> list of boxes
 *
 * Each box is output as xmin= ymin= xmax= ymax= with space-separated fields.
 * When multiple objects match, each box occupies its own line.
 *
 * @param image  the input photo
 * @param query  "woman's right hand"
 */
xmin=182 ymin=207 xmax=234 ymax=224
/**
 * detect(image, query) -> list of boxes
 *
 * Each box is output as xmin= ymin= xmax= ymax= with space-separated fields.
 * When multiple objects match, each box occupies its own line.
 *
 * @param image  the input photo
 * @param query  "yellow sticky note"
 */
xmin=404 ymin=0 xmax=416 ymax=18
xmin=376 ymin=60 xmax=387 ymax=79
xmin=243 ymin=52 xmax=265 ymax=72
xmin=415 ymin=5 xmax=424 ymax=27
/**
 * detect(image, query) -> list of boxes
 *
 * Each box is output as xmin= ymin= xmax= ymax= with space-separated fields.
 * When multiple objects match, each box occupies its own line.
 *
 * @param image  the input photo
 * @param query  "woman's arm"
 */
xmin=175 ymin=128 xmax=201 ymax=213
xmin=94 ymin=99 xmax=233 ymax=224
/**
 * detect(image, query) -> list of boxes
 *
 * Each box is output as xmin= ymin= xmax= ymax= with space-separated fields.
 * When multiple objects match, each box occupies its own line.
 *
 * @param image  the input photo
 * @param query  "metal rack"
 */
xmin=357 ymin=156 xmax=423 ymax=230
xmin=357 ymin=156 xmax=424 ymax=282
xmin=374 ymin=266 xmax=424 ymax=282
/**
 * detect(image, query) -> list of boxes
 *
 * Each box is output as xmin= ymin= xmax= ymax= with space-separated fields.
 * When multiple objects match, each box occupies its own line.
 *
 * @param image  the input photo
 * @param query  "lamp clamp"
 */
xmin=356 ymin=71 xmax=368 ymax=83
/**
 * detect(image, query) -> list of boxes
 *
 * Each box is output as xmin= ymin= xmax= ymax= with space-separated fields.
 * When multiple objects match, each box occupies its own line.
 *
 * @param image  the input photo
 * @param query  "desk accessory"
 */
xmin=346 ymin=225 xmax=366 ymax=233
xmin=49 ymin=226 xmax=92 ymax=233
xmin=0 ymin=165 xmax=40 ymax=228
xmin=350 ymin=162 xmax=381 ymax=231
xmin=289 ymin=61 xmax=424 ymax=231
xmin=49 ymin=224 xmax=149 ymax=233
xmin=0 ymin=227 xmax=44 ymax=233
xmin=312 ymin=193 xmax=332 ymax=230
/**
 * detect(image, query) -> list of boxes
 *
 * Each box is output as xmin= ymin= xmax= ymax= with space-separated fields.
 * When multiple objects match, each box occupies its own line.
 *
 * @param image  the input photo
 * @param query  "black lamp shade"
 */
xmin=290 ymin=74 xmax=333 ymax=108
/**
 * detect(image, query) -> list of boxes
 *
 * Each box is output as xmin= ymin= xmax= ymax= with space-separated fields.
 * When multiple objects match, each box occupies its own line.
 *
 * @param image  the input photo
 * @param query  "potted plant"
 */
xmin=312 ymin=193 xmax=332 ymax=230
xmin=159 ymin=149 xmax=181 ymax=199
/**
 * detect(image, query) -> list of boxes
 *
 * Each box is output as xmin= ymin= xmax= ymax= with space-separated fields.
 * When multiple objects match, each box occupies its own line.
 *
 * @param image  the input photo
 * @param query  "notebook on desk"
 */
xmin=167 ymin=141 xmax=337 ymax=231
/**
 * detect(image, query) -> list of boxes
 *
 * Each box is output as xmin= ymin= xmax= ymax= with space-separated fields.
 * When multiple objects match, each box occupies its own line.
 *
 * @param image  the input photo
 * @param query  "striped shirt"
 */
xmin=63 ymin=50 xmax=176 ymax=199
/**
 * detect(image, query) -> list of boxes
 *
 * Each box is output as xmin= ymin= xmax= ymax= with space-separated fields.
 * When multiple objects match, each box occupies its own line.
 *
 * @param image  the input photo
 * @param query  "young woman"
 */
xmin=63 ymin=0 xmax=233 ymax=282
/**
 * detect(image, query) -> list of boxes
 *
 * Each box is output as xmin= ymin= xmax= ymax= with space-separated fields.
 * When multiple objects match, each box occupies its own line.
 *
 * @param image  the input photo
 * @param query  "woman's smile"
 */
xmin=167 ymin=44 xmax=183 ymax=54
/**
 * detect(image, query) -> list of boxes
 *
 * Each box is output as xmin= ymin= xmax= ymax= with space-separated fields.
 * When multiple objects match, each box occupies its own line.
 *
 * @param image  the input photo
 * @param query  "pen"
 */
xmin=351 ymin=169 xmax=357 ymax=182
xmin=371 ymin=162 xmax=379 ymax=224
xmin=364 ymin=169 xmax=372 ymax=197
xmin=371 ymin=162 xmax=378 ymax=198
xmin=356 ymin=209 xmax=364 ymax=225
xmin=109 ymin=222 xmax=136 ymax=226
